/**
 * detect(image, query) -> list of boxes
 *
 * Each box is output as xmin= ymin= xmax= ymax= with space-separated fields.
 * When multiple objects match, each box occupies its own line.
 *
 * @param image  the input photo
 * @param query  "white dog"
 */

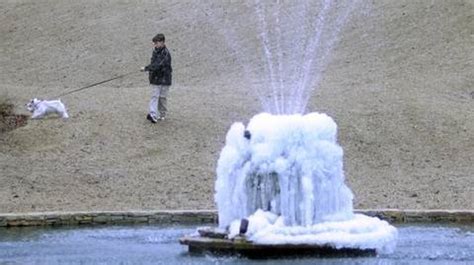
xmin=26 ymin=98 xmax=69 ymax=119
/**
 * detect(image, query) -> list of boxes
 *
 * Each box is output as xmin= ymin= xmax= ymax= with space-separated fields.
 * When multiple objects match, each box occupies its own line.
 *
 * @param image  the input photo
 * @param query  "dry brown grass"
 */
xmin=0 ymin=0 xmax=472 ymax=213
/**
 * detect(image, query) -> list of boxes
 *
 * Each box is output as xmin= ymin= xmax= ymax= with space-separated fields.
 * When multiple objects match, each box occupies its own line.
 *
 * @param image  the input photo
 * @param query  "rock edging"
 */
xmin=356 ymin=209 xmax=473 ymax=223
xmin=0 ymin=209 xmax=472 ymax=227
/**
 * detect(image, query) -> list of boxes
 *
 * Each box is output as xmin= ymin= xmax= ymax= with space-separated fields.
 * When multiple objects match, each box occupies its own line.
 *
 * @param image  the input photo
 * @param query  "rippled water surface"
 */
xmin=0 ymin=224 xmax=472 ymax=264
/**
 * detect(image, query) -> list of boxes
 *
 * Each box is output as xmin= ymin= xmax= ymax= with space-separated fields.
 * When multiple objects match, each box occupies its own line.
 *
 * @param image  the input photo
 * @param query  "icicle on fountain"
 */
xmin=180 ymin=113 xmax=397 ymax=258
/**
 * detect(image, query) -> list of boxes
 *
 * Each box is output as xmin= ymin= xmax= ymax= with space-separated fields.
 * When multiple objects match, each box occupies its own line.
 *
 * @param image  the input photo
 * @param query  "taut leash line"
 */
xmin=54 ymin=70 xmax=141 ymax=98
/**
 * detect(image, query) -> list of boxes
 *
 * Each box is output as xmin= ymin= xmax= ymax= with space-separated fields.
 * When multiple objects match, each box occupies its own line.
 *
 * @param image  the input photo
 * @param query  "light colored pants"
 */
xmin=149 ymin=85 xmax=170 ymax=118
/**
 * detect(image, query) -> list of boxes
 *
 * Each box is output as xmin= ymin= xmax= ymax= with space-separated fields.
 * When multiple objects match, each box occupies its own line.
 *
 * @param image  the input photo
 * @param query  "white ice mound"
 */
xmin=228 ymin=210 xmax=397 ymax=254
xmin=216 ymin=112 xmax=353 ymax=227
xmin=214 ymin=112 xmax=397 ymax=253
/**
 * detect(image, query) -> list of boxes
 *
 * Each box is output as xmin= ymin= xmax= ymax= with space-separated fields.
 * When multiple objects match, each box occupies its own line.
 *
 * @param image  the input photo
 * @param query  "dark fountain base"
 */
xmin=179 ymin=227 xmax=376 ymax=259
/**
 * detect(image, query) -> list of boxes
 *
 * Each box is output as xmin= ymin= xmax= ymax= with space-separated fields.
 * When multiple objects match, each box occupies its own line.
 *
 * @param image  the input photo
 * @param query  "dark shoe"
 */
xmin=146 ymin=114 xmax=158 ymax=123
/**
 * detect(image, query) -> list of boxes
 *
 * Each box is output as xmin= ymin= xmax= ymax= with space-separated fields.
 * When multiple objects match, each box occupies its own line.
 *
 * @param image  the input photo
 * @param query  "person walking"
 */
xmin=141 ymin=33 xmax=172 ymax=123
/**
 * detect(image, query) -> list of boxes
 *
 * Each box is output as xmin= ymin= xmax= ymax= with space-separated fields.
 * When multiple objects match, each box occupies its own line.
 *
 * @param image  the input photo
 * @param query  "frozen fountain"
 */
xmin=180 ymin=113 xmax=397 ymax=257
xmin=180 ymin=0 xmax=397 ymax=258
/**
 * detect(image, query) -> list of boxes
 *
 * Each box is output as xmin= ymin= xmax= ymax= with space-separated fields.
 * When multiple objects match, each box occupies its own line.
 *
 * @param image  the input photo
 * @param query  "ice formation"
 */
xmin=215 ymin=112 xmax=397 ymax=253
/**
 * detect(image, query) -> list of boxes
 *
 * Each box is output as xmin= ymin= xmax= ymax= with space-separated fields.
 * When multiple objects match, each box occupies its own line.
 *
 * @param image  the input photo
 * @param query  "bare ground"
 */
xmin=0 ymin=0 xmax=472 ymax=213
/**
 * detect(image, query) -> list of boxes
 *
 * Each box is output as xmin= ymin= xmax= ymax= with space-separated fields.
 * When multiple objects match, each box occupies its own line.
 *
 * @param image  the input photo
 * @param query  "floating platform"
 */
xmin=179 ymin=233 xmax=376 ymax=259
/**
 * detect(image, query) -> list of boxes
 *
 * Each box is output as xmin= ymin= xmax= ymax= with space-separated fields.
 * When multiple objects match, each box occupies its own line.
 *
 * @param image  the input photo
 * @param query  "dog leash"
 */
xmin=54 ymin=70 xmax=141 ymax=98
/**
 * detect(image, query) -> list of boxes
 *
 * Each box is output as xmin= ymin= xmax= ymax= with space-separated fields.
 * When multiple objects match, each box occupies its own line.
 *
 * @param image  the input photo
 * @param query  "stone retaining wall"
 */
xmin=0 ymin=209 xmax=472 ymax=227
xmin=356 ymin=209 xmax=473 ymax=223
xmin=0 ymin=210 xmax=217 ymax=227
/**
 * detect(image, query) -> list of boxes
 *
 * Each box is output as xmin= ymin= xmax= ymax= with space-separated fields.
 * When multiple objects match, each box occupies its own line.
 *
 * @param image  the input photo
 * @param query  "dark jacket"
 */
xmin=145 ymin=46 xmax=172 ymax=86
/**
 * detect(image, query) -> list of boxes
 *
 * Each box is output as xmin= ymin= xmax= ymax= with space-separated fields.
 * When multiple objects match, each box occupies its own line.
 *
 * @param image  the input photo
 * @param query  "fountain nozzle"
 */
xmin=244 ymin=130 xmax=251 ymax=140
xmin=239 ymin=218 xmax=249 ymax=235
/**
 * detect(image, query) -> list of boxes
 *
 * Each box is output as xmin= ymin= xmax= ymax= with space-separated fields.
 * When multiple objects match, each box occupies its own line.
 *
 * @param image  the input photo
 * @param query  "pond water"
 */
xmin=0 ymin=223 xmax=472 ymax=264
